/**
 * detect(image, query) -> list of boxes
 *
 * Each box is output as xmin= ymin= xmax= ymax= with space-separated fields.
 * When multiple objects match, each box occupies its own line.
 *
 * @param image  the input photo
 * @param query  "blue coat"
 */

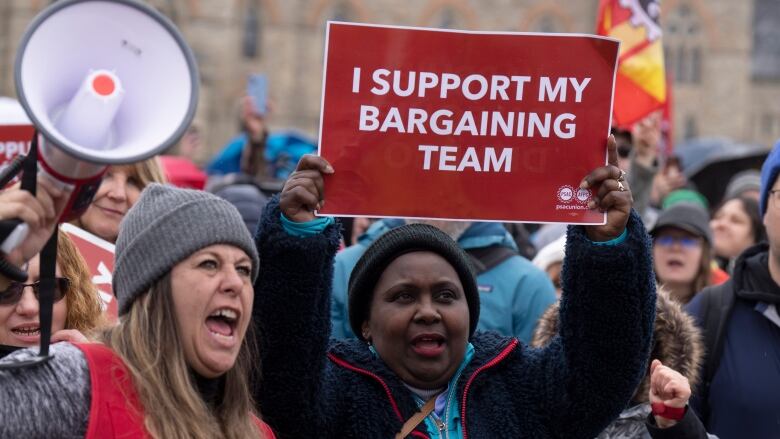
xmin=252 ymin=199 xmax=656 ymax=438
xmin=331 ymin=219 xmax=557 ymax=342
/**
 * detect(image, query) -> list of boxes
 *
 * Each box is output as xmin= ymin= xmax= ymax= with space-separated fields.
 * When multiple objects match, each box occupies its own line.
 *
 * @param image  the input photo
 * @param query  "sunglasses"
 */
xmin=655 ymin=236 xmax=701 ymax=249
xmin=0 ymin=278 xmax=70 ymax=306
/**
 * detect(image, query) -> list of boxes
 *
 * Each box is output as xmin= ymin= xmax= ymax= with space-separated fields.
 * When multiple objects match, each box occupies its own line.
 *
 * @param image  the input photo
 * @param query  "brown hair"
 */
xmin=58 ymin=230 xmax=105 ymax=335
xmin=99 ymin=273 xmax=261 ymax=439
xmin=690 ymin=240 xmax=713 ymax=302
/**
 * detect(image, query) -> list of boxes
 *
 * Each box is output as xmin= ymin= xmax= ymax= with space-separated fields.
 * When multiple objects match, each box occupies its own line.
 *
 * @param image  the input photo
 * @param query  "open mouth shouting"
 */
xmin=410 ymin=333 xmax=446 ymax=358
xmin=205 ymin=308 xmax=240 ymax=347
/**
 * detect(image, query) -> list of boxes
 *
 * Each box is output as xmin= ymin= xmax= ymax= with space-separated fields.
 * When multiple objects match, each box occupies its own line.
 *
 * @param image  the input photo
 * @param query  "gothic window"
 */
xmin=752 ymin=0 xmax=780 ymax=81
xmin=683 ymin=114 xmax=698 ymax=140
xmin=664 ymin=3 xmax=704 ymax=84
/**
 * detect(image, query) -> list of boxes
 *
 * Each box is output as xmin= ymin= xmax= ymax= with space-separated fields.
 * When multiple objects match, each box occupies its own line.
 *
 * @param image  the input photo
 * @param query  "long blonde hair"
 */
xmin=99 ymin=273 xmax=261 ymax=439
xmin=57 ymin=230 xmax=105 ymax=335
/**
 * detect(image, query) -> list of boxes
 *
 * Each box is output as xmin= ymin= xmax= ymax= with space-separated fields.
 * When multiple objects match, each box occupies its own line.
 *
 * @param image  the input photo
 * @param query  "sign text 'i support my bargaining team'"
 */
xmin=317 ymin=22 xmax=619 ymax=224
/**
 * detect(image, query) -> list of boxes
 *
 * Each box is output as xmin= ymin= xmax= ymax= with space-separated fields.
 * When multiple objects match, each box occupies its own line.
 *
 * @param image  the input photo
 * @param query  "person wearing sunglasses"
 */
xmin=0 ymin=230 xmax=104 ymax=359
xmin=0 ymin=183 xmax=276 ymax=439
xmin=651 ymin=203 xmax=714 ymax=304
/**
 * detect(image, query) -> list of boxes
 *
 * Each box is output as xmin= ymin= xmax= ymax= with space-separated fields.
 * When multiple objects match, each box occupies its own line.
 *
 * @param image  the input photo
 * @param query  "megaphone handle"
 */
xmin=0 ymin=220 xmax=30 ymax=255
xmin=0 ymin=131 xmax=38 ymax=281
xmin=0 ymin=154 xmax=26 ymax=188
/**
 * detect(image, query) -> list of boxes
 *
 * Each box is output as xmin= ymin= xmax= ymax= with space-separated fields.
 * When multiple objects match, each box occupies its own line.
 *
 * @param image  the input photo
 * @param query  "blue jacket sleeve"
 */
xmin=251 ymin=196 xmax=341 ymax=437
xmin=330 ymin=252 xmax=352 ymax=339
xmin=511 ymin=264 xmax=557 ymax=343
xmin=517 ymin=210 xmax=656 ymax=438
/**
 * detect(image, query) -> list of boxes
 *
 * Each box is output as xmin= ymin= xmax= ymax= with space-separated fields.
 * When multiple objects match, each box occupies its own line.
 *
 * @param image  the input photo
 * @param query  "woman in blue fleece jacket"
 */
xmin=252 ymin=137 xmax=657 ymax=438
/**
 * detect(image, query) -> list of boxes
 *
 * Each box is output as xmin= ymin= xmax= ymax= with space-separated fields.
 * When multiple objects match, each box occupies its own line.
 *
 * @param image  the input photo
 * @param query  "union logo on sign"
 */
xmin=557 ymin=185 xmax=575 ymax=203
xmin=576 ymin=188 xmax=591 ymax=204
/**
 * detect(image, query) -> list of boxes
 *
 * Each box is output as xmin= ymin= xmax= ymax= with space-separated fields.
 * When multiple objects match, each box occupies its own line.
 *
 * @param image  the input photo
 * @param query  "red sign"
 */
xmin=318 ymin=23 xmax=619 ymax=224
xmin=0 ymin=125 xmax=34 ymax=186
xmin=60 ymin=223 xmax=118 ymax=323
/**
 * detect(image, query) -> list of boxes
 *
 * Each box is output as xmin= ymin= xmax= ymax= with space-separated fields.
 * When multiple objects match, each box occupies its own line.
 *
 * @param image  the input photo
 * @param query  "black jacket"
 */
xmin=252 ymin=199 xmax=656 ymax=438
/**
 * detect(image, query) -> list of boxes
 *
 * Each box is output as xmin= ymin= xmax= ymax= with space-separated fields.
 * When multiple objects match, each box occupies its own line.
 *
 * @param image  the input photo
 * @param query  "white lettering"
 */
xmin=370 ymin=69 xmax=390 ymax=95
xmin=510 ymin=76 xmax=532 ymax=100
xmin=407 ymin=108 xmax=428 ymax=134
xmin=569 ymin=77 xmax=591 ymax=103
xmin=359 ymin=105 xmax=379 ymax=131
xmin=439 ymin=146 xmax=459 ymax=171
xmin=490 ymin=75 xmax=510 ymax=100
xmin=392 ymin=70 xmax=415 ymax=97
xmin=454 ymin=111 xmax=479 ymax=136
xmin=418 ymin=72 xmax=439 ymax=98
xmin=352 ymin=67 xmax=361 ymax=93
xmin=430 ymin=109 xmax=454 ymax=135
xmin=484 ymin=147 xmax=513 ymax=172
xmin=419 ymin=144 xmax=438 ymax=170
xmin=539 ymin=77 xmax=568 ymax=102
xmin=457 ymin=147 xmax=482 ymax=172
xmin=462 ymin=74 xmax=489 ymax=100
xmin=554 ymin=113 xmax=576 ymax=139
xmin=440 ymin=73 xmax=461 ymax=99
xmin=380 ymin=107 xmax=405 ymax=132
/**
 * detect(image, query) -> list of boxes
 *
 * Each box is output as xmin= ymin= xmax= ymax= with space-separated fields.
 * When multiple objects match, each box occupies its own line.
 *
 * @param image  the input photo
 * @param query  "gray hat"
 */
xmin=650 ymin=202 xmax=713 ymax=245
xmin=724 ymin=170 xmax=761 ymax=201
xmin=113 ymin=183 xmax=259 ymax=315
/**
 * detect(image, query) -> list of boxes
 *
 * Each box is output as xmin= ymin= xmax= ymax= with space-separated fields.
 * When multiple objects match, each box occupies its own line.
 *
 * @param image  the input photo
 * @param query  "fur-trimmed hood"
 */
xmin=531 ymin=288 xmax=703 ymax=404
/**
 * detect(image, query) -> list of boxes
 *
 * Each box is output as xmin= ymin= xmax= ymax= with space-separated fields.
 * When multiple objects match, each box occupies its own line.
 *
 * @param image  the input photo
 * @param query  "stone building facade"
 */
xmin=1 ymin=0 xmax=778 ymax=163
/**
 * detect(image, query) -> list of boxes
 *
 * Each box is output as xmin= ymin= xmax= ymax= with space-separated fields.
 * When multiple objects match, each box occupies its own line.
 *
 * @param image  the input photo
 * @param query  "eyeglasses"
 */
xmin=654 ymin=236 xmax=701 ymax=249
xmin=0 ymin=278 xmax=70 ymax=306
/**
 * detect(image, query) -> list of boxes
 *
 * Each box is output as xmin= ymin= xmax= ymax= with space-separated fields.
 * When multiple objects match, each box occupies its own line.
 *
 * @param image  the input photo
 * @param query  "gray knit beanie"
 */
xmin=113 ymin=183 xmax=259 ymax=315
xmin=348 ymin=223 xmax=480 ymax=341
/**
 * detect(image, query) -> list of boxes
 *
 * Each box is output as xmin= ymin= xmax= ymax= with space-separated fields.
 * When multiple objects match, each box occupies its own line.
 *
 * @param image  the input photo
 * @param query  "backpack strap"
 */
xmin=697 ymin=281 xmax=737 ymax=424
xmin=465 ymin=245 xmax=518 ymax=275
xmin=395 ymin=396 xmax=438 ymax=439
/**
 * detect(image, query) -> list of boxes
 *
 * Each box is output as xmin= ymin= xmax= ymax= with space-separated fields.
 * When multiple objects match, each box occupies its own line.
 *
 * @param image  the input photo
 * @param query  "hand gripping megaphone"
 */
xmin=1 ymin=0 xmax=198 ymax=254
xmin=0 ymin=0 xmax=198 ymax=368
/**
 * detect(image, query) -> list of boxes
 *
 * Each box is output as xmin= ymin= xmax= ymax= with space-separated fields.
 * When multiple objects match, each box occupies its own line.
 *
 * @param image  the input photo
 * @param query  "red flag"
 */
xmin=597 ymin=0 xmax=667 ymax=128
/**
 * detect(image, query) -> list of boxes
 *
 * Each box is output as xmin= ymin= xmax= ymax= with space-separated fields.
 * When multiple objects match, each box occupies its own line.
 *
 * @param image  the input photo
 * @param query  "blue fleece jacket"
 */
xmin=251 ymin=199 xmax=656 ymax=438
xmin=331 ymin=219 xmax=557 ymax=342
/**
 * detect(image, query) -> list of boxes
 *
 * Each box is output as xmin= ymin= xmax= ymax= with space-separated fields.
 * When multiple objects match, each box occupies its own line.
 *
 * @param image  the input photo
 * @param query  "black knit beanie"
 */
xmin=348 ymin=223 xmax=480 ymax=341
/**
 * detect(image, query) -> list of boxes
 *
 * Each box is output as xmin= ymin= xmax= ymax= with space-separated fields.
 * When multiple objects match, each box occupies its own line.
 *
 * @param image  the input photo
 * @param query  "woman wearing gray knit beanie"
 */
xmin=0 ymin=183 xmax=275 ymax=438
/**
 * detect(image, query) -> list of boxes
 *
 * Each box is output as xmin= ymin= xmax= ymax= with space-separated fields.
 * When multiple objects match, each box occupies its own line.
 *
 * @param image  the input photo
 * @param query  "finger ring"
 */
xmin=617 ymin=181 xmax=626 ymax=192
xmin=618 ymin=169 xmax=627 ymax=182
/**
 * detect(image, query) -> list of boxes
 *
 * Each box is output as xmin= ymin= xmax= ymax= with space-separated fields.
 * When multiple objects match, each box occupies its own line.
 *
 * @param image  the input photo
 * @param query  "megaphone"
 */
xmin=0 ymin=0 xmax=198 ymax=368
xmin=2 ymin=0 xmax=198 ymax=252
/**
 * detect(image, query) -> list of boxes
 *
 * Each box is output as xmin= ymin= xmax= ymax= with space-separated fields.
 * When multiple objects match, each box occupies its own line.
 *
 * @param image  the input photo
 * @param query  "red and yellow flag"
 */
xmin=597 ymin=0 xmax=666 ymax=128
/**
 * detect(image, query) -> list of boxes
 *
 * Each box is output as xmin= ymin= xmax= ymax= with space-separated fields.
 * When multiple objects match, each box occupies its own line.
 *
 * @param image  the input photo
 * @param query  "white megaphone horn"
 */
xmin=2 ymin=0 xmax=198 ymax=253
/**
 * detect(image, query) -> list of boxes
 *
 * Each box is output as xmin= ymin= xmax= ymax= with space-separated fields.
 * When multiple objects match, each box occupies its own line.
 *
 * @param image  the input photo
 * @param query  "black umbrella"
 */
xmin=675 ymin=137 xmax=769 ymax=207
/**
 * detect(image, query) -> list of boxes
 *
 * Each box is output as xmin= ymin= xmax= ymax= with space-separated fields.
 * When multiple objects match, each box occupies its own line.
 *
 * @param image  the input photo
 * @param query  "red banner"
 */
xmin=60 ymin=223 xmax=118 ymax=323
xmin=318 ymin=23 xmax=619 ymax=224
xmin=0 ymin=125 xmax=35 ymax=187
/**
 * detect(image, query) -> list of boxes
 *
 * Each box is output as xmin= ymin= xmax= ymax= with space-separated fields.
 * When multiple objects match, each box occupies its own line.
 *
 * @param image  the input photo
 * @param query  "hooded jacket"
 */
xmin=686 ymin=242 xmax=780 ymax=439
xmin=533 ymin=289 xmax=709 ymax=438
xmin=331 ymin=219 xmax=556 ymax=342
xmin=252 ymin=200 xmax=656 ymax=438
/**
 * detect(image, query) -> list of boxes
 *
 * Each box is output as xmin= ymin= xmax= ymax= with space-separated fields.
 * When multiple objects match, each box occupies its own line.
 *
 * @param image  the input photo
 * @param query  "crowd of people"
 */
xmin=0 ymin=89 xmax=778 ymax=438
